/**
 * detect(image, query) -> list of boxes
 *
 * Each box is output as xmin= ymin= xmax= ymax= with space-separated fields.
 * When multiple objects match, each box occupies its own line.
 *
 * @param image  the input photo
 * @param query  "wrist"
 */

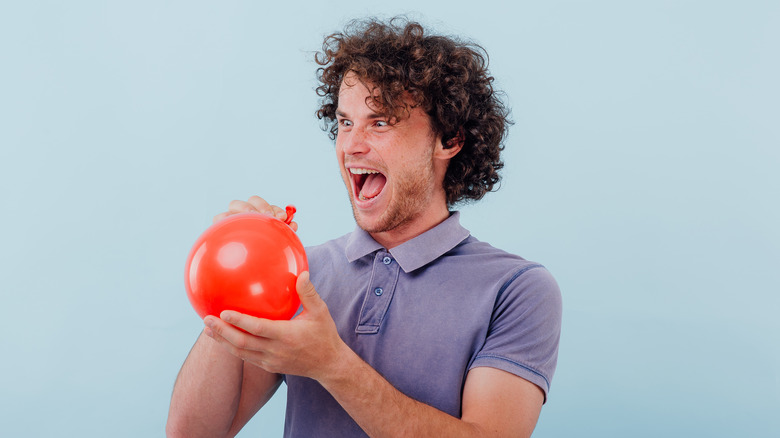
xmin=315 ymin=340 xmax=362 ymax=390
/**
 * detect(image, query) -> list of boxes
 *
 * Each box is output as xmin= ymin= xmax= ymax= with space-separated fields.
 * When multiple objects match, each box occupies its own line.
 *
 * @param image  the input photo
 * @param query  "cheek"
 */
xmin=335 ymin=143 xmax=347 ymax=167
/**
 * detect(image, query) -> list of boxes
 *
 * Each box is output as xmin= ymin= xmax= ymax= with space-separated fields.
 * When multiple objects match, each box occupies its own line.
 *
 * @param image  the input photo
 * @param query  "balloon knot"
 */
xmin=284 ymin=205 xmax=297 ymax=225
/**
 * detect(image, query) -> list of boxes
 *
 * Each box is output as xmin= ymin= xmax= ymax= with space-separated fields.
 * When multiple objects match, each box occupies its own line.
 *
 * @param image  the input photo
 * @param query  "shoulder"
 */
xmin=449 ymin=236 xmax=562 ymax=320
xmin=450 ymin=236 xmax=558 ymax=287
xmin=421 ymin=235 xmax=561 ymax=319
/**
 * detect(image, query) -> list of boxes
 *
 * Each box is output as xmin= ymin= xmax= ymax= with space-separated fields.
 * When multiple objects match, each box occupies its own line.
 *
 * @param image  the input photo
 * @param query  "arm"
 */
xmin=319 ymin=347 xmax=543 ymax=437
xmin=166 ymin=196 xmax=294 ymax=437
xmin=205 ymin=272 xmax=545 ymax=437
xmin=166 ymin=332 xmax=283 ymax=438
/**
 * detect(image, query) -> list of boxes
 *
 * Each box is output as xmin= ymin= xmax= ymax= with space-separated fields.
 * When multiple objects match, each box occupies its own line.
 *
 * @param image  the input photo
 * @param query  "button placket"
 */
xmin=356 ymin=251 xmax=400 ymax=334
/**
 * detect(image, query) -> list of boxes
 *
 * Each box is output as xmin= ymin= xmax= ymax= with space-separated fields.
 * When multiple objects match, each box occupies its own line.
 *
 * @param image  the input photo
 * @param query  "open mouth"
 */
xmin=349 ymin=168 xmax=387 ymax=202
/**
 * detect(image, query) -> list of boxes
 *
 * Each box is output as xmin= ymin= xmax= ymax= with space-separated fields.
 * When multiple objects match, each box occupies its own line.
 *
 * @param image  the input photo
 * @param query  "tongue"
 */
xmin=360 ymin=173 xmax=386 ymax=199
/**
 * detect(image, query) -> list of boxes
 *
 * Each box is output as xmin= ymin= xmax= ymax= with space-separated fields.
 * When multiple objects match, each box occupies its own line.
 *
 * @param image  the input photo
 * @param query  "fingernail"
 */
xmin=204 ymin=327 xmax=214 ymax=337
xmin=221 ymin=311 xmax=232 ymax=322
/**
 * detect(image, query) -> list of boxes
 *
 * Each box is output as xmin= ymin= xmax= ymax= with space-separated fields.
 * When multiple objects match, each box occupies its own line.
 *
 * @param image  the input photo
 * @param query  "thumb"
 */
xmin=296 ymin=271 xmax=323 ymax=311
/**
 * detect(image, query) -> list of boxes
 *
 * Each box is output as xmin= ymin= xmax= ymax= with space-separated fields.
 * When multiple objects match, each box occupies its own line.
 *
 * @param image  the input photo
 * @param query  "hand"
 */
xmin=212 ymin=195 xmax=298 ymax=232
xmin=202 ymin=271 xmax=346 ymax=380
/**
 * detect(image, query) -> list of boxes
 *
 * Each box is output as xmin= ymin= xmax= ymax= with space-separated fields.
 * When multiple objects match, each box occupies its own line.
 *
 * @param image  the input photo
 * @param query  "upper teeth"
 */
xmin=349 ymin=168 xmax=379 ymax=175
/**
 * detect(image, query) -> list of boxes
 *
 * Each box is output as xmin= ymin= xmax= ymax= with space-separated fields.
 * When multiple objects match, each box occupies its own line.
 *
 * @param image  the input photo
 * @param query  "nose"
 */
xmin=338 ymin=126 xmax=371 ymax=156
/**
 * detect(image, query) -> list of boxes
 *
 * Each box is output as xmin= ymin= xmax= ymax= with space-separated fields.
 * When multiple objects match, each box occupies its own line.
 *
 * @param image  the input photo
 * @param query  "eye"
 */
xmin=337 ymin=119 xmax=353 ymax=130
xmin=374 ymin=120 xmax=391 ymax=128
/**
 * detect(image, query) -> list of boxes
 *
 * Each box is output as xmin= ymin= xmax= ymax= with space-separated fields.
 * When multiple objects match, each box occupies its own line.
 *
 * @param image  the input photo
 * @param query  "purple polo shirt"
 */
xmin=283 ymin=212 xmax=561 ymax=437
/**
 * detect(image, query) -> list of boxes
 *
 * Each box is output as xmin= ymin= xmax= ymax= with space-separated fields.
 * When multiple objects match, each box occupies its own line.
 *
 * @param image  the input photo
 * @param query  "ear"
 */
xmin=435 ymin=129 xmax=464 ymax=160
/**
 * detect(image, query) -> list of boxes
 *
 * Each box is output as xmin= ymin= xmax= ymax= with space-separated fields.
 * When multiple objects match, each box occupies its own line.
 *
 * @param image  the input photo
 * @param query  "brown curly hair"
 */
xmin=315 ymin=17 xmax=511 ymax=206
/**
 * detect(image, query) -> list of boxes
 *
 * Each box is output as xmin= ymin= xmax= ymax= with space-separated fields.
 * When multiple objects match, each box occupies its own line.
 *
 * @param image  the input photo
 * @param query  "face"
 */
xmin=335 ymin=73 xmax=455 ymax=243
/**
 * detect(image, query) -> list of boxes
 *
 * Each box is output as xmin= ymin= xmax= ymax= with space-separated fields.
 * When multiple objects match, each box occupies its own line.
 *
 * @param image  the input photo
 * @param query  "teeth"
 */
xmin=349 ymin=168 xmax=379 ymax=175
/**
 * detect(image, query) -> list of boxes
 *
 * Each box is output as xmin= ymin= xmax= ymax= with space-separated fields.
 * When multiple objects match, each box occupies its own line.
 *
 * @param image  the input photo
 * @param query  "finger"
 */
xmin=270 ymin=205 xmax=287 ymax=221
xmin=289 ymin=221 xmax=298 ymax=232
xmin=220 ymin=310 xmax=282 ymax=340
xmin=206 ymin=329 xmax=264 ymax=363
xmin=227 ymin=199 xmax=258 ymax=214
xmin=296 ymin=271 xmax=324 ymax=312
xmin=250 ymin=198 xmax=286 ymax=221
xmin=203 ymin=318 xmax=234 ymax=346
xmin=246 ymin=196 xmax=276 ymax=216
xmin=213 ymin=211 xmax=230 ymax=224
xmin=205 ymin=314 xmax=267 ymax=351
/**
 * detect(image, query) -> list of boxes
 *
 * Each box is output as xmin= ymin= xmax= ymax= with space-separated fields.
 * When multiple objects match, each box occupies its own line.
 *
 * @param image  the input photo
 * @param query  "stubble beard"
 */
xmin=349 ymin=157 xmax=436 ymax=235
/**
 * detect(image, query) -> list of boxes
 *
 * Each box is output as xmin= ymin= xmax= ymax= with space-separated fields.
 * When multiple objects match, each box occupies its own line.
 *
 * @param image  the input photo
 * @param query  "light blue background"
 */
xmin=1 ymin=1 xmax=778 ymax=436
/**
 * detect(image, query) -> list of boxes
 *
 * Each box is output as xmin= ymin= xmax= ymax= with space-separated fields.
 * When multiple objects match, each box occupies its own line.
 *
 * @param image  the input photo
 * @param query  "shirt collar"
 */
xmin=345 ymin=211 xmax=471 ymax=273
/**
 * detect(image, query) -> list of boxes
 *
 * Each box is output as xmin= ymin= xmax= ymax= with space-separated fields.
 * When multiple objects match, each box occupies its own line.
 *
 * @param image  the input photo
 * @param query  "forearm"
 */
xmin=318 ymin=346 xmax=484 ymax=438
xmin=167 ymin=331 xmax=245 ymax=438
xmin=198 ymin=271 xmax=542 ymax=437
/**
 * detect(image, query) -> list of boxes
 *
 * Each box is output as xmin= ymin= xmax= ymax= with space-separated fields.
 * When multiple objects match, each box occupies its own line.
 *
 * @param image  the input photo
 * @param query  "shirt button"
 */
xmin=374 ymin=287 xmax=384 ymax=296
xmin=382 ymin=256 xmax=392 ymax=265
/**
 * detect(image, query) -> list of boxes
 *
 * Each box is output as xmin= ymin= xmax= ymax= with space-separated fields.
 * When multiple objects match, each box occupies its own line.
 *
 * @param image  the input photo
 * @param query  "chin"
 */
xmin=351 ymin=203 xmax=416 ymax=235
xmin=350 ymin=205 xmax=384 ymax=233
xmin=351 ymin=207 xmax=382 ymax=233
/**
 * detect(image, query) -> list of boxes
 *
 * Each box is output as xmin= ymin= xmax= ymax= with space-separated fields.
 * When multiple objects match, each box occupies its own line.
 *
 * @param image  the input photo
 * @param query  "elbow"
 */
xmin=165 ymin=415 xmax=187 ymax=438
xmin=166 ymin=414 xmax=233 ymax=438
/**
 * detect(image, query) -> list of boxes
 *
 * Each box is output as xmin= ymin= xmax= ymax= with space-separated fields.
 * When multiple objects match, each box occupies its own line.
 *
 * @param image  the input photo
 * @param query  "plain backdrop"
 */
xmin=1 ymin=1 xmax=778 ymax=437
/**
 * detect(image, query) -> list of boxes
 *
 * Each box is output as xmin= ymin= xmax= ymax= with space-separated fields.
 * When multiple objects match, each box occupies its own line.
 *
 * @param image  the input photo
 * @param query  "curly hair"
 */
xmin=315 ymin=17 xmax=511 ymax=206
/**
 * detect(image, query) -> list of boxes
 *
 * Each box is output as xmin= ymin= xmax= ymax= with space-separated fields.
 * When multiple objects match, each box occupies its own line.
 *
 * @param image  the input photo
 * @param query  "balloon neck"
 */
xmin=284 ymin=205 xmax=297 ymax=225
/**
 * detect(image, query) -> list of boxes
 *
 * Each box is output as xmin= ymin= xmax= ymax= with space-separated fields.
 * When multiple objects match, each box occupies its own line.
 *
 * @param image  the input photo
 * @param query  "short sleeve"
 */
xmin=470 ymin=265 xmax=562 ymax=401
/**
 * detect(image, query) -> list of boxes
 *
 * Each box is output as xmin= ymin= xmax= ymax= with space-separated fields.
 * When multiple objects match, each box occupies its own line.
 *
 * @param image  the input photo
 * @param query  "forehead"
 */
xmin=339 ymin=71 xmax=372 ymax=92
xmin=337 ymin=72 xmax=418 ymax=120
xmin=338 ymin=72 xmax=380 ymax=112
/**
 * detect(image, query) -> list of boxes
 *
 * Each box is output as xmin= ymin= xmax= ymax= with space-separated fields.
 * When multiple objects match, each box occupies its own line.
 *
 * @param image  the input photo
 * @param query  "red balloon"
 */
xmin=184 ymin=207 xmax=307 ymax=321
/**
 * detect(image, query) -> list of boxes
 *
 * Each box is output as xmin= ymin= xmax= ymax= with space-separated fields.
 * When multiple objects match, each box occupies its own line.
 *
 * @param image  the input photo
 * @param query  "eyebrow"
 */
xmin=335 ymin=109 xmax=387 ymax=120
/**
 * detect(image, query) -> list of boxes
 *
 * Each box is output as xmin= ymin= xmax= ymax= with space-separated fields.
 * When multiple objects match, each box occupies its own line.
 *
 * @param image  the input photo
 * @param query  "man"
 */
xmin=167 ymin=18 xmax=561 ymax=438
